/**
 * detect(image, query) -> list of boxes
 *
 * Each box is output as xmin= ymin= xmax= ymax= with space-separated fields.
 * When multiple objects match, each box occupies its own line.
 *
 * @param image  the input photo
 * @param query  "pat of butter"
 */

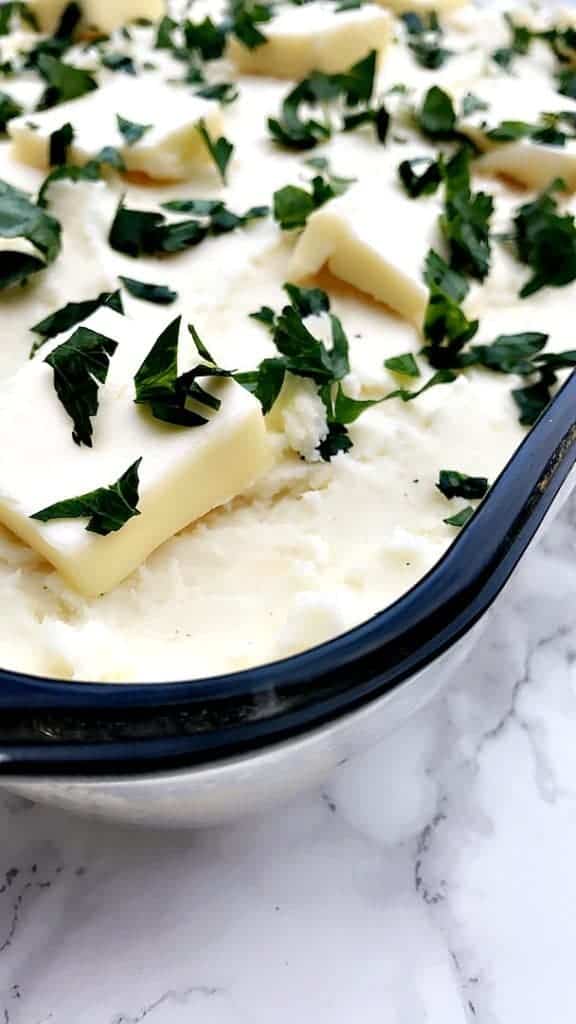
xmin=374 ymin=0 xmax=466 ymax=12
xmin=27 ymin=0 xmax=164 ymax=34
xmin=289 ymin=182 xmax=441 ymax=326
xmin=9 ymin=79 xmax=223 ymax=182
xmin=228 ymin=3 xmax=392 ymax=79
xmin=0 ymin=308 xmax=269 ymax=597
xmin=460 ymin=78 xmax=576 ymax=191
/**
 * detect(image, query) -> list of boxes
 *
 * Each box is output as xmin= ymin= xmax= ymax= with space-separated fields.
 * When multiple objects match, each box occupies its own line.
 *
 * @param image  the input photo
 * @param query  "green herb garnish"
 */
xmin=45 ymin=326 xmax=118 ymax=447
xmin=441 ymin=147 xmax=493 ymax=281
xmin=402 ymin=11 xmax=453 ymax=70
xmin=436 ymin=469 xmax=489 ymax=499
xmin=116 ymin=114 xmax=152 ymax=146
xmin=228 ymin=0 xmax=271 ymax=49
xmin=444 ymin=505 xmax=474 ymax=528
xmin=31 ymin=289 xmax=123 ymax=353
xmin=134 ymin=317 xmax=234 ymax=427
xmin=422 ymin=250 xmax=478 ymax=366
xmin=197 ymin=119 xmax=234 ymax=183
xmin=48 ymin=121 xmax=74 ymax=166
xmin=398 ymin=155 xmax=442 ymax=198
xmin=36 ymin=54 xmax=98 ymax=110
xmin=384 ymin=353 xmax=420 ymax=377
xmin=0 ymin=91 xmax=22 ymax=134
xmin=513 ymin=179 xmax=576 ymax=297
xmin=419 ymin=85 xmax=457 ymax=140
xmin=0 ymin=177 xmax=61 ymax=289
xmin=120 ymin=277 xmax=178 ymax=305
xmin=32 ymin=458 xmax=142 ymax=536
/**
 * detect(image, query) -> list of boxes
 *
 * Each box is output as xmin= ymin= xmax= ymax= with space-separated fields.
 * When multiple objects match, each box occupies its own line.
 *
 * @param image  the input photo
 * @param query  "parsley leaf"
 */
xmin=384 ymin=353 xmax=420 ymax=377
xmin=197 ymin=119 xmax=234 ymax=183
xmin=49 ymin=121 xmax=74 ymax=166
xmin=45 ymin=326 xmax=118 ymax=447
xmin=235 ymin=357 xmax=286 ymax=413
xmin=466 ymin=332 xmax=548 ymax=374
xmin=228 ymin=0 xmax=271 ymax=49
xmin=513 ymin=180 xmax=576 ymax=296
xmin=101 ymin=52 xmax=136 ymax=75
xmin=0 ymin=178 xmax=61 ymax=289
xmin=398 ymin=155 xmax=442 ymax=198
xmin=268 ymin=76 xmax=332 ymax=150
xmin=116 ymin=114 xmax=152 ymax=147
xmin=134 ymin=317 xmax=234 ymax=427
xmin=284 ymin=283 xmax=330 ymax=317
xmin=183 ymin=16 xmax=226 ymax=59
xmin=36 ymin=54 xmax=98 ymax=110
xmin=386 ymin=368 xmax=457 ymax=402
xmin=444 ymin=505 xmax=474 ymax=528
xmin=512 ymin=369 xmax=557 ymax=425
xmin=419 ymin=85 xmax=457 ymax=140
xmin=0 ymin=90 xmax=22 ymax=134
xmin=436 ymin=469 xmax=489 ymax=500
xmin=440 ymin=147 xmax=493 ymax=280
xmin=120 ymin=276 xmax=177 ymax=305
xmin=274 ymin=307 xmax=349 ymax=384
xmin=161 ymin=196 xmax=268 ymax=234
xmin=195 ymin=81 xmax=239 ymax=105
xmin=422 ymin=250 xmax=478 ymax=366
xmin=109 ymin=201 xmax=206 ymax=257
xmin=557 ymin=68 xmax=576 ymax=100
xmin=31 ymin=458 xmax=142 ymax=536
xmin=31 ymin=289 xmax=123 ymax=352
xmin=273 ymin=175 xmax=338 ymax=230
xmin=402 ymin=11 xmax=453 ymax=70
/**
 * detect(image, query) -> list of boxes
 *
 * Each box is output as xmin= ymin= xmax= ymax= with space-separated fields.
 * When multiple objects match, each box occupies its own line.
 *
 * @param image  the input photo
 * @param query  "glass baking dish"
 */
xmin=0 ymin=368 xmax=574 ymax=826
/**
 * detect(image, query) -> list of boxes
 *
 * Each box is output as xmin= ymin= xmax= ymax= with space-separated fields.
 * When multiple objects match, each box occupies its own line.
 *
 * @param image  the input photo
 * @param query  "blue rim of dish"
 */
xmin=0 ymin=371 xmax=575 ymax=776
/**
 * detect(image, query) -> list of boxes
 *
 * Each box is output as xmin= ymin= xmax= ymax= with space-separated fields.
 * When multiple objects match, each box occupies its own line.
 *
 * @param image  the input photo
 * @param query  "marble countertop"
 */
xmin=1 ymin=495 xmax=576 ymax=1024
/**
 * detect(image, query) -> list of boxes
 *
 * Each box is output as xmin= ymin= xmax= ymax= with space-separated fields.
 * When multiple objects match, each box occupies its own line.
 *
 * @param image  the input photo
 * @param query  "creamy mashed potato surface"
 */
xmin=0 ymin=0 xmax=574 ymax=681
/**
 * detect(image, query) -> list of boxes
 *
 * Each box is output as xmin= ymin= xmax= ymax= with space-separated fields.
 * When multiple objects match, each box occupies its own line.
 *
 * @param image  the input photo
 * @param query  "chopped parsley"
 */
xmin=436 ymin=469 xmax=489 ymax=500
xmin=419 ymin=85 xmax=457 ymax=141
xmin=401 ymin=11 xmax=453 ymax=70
xmin=268 ymin=51 xmax=383 ymax=150
xmin=36 ymin=55 xmax=98 ymax=110
xmin=440 ymin=147 xmax=493 ymax=281
xmin=195 ymin=81 xmax=239 ymax=105
xmin=134 ymin=317 xmax=234 ymax=427
xmin=0 ymin=91 xmax=22 ymax=134
xmin=0 ymin=177 xmax=61 ymax=289
xmin=384 ymin=353 xmax=420 ymax=377
xmin=48 ymin=121 xmax=74 ymax=166
xmin=44 ymin=326 xmax=118 ymax=447
xmin=30 ymin=289 xmax=123 ymax=353
xmin=444 ymin=505 xmax=474 ymax=528
xmin=31 ymin=458 xmax=142 ymax=536
xmin=183 ymin=16 xmax=227 ymax=60
xmin=273 ymin=166 xmax=351 ymax=230
xmin=109 ymin=197 xmax=268 ymax=258
xmin=120 ymin=277 xmax=178 ymax=305
xmin=398 ymin=155 xmax=442 ymax=198
xmin=197 ymin=119 xmax=234 ymax=183
xmin=228 ymin=0 xmax=272 ymax=49
xmin=422 ymin=250 xmax=478 ymax=367
xmin=116 ymin=115 xmax=152 ymax=147
xmin=513 ymin=179 xmax=576 ymax=297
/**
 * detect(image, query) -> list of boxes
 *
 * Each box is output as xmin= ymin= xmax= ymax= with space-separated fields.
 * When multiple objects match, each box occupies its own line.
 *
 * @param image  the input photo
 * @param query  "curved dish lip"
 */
xmin=1 ymin=371 xmax=575 ymax=776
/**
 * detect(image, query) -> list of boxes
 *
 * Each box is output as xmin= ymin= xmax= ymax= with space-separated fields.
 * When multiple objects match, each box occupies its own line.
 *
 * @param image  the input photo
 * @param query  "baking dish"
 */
xmin=0 ymin=368 xmax=574 ymax=826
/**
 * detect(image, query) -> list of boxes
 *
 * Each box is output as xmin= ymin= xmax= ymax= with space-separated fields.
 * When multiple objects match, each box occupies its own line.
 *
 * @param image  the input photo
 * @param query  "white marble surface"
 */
xmin=2 ymin=495 xmax=576 ymax=1024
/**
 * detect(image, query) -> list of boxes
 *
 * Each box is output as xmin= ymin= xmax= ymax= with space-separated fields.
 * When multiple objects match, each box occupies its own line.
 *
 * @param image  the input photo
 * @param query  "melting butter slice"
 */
xmin=374 ymin=0 xmax=466 ymax=12
xmin=289 ymin=183 xmax=441 ymax=326
xmin=28 ymin=0 xmax=164 ymax=33
xmin=9 ymin=79 xmax=223 ymax=182
xmin=0 ymin=308 xmax=269 ymax=597
xmin=460 ymin=78 xmax=576 ymax=191
xmin=228 ymin=3 xmax=392 ymax=78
